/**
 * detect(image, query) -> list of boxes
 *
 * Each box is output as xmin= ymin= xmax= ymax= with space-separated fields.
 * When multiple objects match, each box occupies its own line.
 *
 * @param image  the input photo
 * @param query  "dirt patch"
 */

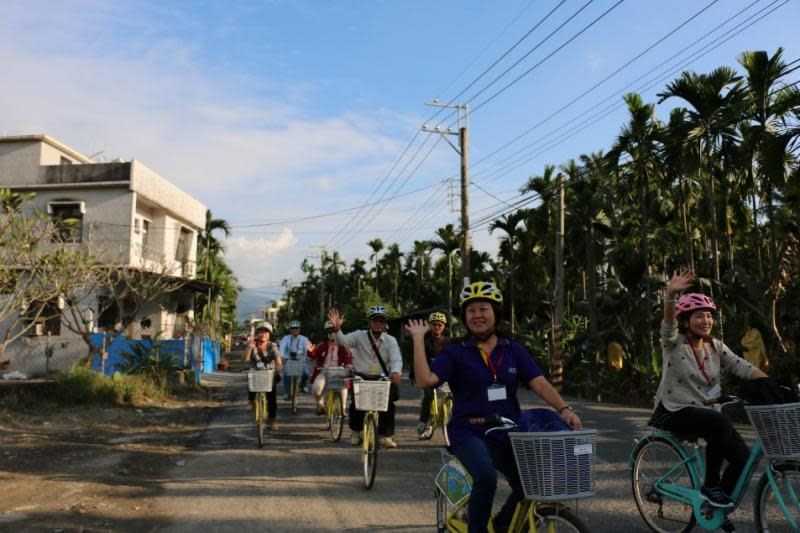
xmin=0 ymin=388 xmax=223 ymax=532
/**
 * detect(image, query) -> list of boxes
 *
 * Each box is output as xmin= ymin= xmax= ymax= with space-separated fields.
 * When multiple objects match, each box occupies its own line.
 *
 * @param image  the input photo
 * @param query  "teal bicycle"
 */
xmin=630 ymin=396 xmax=800 ymax=532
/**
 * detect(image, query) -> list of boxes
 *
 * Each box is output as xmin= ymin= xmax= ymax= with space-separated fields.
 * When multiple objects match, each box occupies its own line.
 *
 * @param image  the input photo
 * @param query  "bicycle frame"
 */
xmin=631 ymin=430 xmax=800 ymax=530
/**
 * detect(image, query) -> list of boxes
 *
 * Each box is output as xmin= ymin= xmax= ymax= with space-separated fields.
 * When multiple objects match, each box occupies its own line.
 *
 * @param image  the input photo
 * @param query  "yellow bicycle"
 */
xmin=246 ymin=368 xmax=274 ymax=448
xmin=349 ymin=376 xmax=391 ymax=489
xmin=322 ymin=367 xmax=348 ymax=441
xmin=435 ymin=416 xmax=595 ymax=532
xmin=422 ymin=382 xmax=453 ymax=446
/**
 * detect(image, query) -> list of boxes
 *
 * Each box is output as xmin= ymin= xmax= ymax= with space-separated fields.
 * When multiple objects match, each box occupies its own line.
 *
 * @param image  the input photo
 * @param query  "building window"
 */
xmin=25 ymin=299 xmax=62 ymax=336
xmin=48 ymin=201 xmax=84 ymax=243
xmin=134 ymin=217 xmax=151 ymax=249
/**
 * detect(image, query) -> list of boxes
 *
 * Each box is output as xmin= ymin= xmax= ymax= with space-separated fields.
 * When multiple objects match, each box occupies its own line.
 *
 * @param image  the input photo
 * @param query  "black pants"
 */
xmin=348 ymin=383 xmax=398 ymax=437
xmin=662 ymin=406 xmax=749 ymax=494
xmin=419 ymin=387 xmax=434 ymax=423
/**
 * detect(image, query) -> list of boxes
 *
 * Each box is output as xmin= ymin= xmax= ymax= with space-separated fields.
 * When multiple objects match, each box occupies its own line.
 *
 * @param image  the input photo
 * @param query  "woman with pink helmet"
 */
xmin=650 ymin=270 xmax=768 ymax=515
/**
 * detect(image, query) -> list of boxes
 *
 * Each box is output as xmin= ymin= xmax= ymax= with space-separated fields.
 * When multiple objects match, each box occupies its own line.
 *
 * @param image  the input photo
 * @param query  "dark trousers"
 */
xmin=419 ymin=387 xmax=434 ymax=423
xmin=663 ymin=406 xmax=749 ymax=494
xmin=454 ymin=436 xmax=524 ymax=533
xmin=348 ymin=383 xmax=398 ymax=437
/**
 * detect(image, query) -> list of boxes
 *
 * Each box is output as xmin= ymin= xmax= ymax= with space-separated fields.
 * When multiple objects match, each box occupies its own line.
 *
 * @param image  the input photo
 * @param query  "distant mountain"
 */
xmin=236 ymin=286 xmax=284 ymax=322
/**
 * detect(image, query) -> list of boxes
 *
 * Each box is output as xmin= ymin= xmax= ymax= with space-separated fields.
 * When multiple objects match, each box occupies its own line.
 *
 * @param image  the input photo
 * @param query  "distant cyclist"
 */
xmin=650 ymin=270 xmax=767 ymax=511
xmin=241 ymin=323 xmax=283 ymax=431
xmin=279 ymin=320 xmax=312 ymax=399
xmin=308 ymin=321 xmax=354 ymax=415
xmin=406 ymin=281 xmax=580 ymax=533
xmin=412 ymin=311 xmax=450 ymax=439
xmin=327 ymin=304 xmax=402 ymax=449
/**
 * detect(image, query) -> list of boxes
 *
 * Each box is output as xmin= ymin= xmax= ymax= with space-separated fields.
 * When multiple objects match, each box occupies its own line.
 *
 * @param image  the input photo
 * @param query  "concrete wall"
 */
xmin=0 ymin=141 xmax=42 ymax=184
xmin=131 ymin=161 xmax=205 ymax=229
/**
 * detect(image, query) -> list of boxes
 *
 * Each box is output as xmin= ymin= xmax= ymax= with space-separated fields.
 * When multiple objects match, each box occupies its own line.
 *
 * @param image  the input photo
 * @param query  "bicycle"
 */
xmin=421 ymin=381 xmax=453 ymax=446
xmin=322 ymin=366 xmax=348 ymax=442
xmin=630 ymin=396 xmax=800 ymax=532
xmin=435 ymin=415 xmax=595 ymax=532
xmin=246 ymin=367 xmax=274 ymax=448
xmin=284 ymin=356 xmax=305 ymax=414
xmin=348 ymin=376 xmax=391 ymax=490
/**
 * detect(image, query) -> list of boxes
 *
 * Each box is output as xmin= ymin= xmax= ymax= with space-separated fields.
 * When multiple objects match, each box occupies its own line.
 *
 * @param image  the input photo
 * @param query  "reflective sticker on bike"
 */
xmin=573 ymin=444 xmax=593 ymax=455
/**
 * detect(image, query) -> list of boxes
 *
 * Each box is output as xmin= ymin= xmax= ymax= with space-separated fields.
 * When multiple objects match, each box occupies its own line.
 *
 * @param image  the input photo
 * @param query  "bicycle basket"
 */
xmin=353 ymin=380 xmax=391 ymax=412
xmin=745 ymin=402 xmax=800 ymax=460
xmin=283 ymin=358 xmax=305 ymax=377
xmin=323 ymin=367 xmax=348 ymax=391
xmin=435 ymin=450 xmax=472 ymax=507
xmin=247 ymin=369 xmax=274 ymax=393
xmin=509 ymin=429 xmax=597 ymax=501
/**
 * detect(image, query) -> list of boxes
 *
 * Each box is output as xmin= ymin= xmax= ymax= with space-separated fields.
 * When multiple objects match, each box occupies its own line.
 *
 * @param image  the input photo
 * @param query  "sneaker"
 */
xmin=421 ymin=426 xmax=433 ymax=439
xmin=268 ymin=420 xmax=278 ymax=431
xmin=700 ymin=486 xmax=734 ymax=508
xmin=379 ymin=436 xmax=397 ymax=449
xmin=315 ymin=406 xmax=325 ymax=416
xmin=416 ymin=422 xmax=427 ymax=436
xmin=349 ymin=431 xmax=362 ymax=446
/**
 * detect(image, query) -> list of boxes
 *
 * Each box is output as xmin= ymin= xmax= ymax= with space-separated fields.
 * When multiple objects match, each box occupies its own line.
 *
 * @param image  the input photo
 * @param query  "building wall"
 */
xmin=0 ymin=141 xmax=43 ymax=184
xmin=131 ymin=161 xmax=205 ymax=229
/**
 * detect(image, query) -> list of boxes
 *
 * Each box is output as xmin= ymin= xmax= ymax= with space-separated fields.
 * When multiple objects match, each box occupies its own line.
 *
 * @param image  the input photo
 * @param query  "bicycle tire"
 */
xmin=528 ymin=506 xmax=590 ymax=533
xmin=441 ymin=396 xmax=452 ymax=448
xmin=435 ymin=487 xmax=448 ymax=533
xmin=330 ymin=393 xmax=344 ymax=442
xmin=291 ymin=376 xmax=299 ymax=414
xmin=363 ymin=413 xmax=378 ymax=489
xmin=256 ymin=393 xmax=265 ymax=448
xmin=631 ymin=436 xmax=697 ymax=533
xmin=753 ymin=462 xmax=800 ymax=532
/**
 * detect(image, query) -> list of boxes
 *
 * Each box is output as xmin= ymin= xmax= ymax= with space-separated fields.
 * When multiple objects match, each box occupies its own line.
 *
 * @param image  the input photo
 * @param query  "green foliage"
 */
xmin=53 ymin=365 xmax=170 ymax=406
xmin=117 ymin=332 xmax=180 ymax=379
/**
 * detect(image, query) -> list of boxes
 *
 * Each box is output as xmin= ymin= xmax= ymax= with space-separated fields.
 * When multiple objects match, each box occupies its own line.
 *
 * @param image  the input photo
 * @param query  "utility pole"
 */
xmin=423 ymin=100 xmax=470 ymax=287
xmin=552 ymin=173 xmax=565 ymax=392
xmin=320 ymin=248 xmax=326 ymax=323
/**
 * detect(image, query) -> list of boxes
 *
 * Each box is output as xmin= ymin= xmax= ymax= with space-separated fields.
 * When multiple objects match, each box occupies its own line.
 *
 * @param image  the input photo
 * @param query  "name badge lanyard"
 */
xmin=689 ymin=343 xmax=712 ymax=385
xmin=478 ymin=345 xmax=505 ymax=383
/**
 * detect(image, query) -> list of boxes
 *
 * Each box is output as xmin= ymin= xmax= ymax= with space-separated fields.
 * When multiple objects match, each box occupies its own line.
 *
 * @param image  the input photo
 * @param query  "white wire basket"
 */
xmin=283 ymin=358 xmax=305 ymax=377
xmin=323 ymin=367 xmax=348 ymax=391
xmin=745 ymin=402 xmax=800 ymax=460
xmin=509 ymin=429 xmax=597 ymax=501
xmin=353 ymin=380 xmax=391 ymax=412
xmin=247 ymin=369 xmax=274 ymax=393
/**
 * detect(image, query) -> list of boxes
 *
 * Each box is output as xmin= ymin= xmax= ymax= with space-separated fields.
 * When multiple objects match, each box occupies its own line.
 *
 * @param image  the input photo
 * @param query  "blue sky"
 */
xmin=2 ymin=0 xmax=798 ymax=315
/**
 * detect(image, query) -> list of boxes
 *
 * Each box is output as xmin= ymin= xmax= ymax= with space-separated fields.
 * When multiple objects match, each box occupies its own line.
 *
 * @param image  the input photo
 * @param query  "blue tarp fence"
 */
xmin=91 ymin=334 xmax=219 ymax=381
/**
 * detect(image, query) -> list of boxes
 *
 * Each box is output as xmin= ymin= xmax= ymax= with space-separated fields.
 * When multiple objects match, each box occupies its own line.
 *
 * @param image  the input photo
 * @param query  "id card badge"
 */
xmin=487 ymin=384 xmax=507 ymax=402
xmin=707 ymin=383 xmax=721 ymax=398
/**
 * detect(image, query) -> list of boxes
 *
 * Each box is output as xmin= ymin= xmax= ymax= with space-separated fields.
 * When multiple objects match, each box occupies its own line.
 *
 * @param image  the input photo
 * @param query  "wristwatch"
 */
xmin=558 ymin=405 xmax=574 ymax=414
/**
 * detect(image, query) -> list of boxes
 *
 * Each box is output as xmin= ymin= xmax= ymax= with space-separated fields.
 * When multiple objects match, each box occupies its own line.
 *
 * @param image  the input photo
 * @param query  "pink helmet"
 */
xmin=675 ymin=293 xmax=716 ymax=317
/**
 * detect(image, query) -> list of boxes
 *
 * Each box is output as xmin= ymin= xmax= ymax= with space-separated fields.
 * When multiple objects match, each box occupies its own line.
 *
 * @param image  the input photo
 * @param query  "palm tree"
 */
xmin=367 ymin=238 xmax=384 ymax=291
xmin=428 ymin=224 xmax=461 ymax=316
xmin=489 ymin=210 xmax=526 ymax=333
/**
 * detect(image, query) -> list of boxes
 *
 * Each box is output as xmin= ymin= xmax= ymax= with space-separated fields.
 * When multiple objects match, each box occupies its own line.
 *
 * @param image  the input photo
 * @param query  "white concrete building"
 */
xmin=0 ymin=134 xmax=208 ymax=376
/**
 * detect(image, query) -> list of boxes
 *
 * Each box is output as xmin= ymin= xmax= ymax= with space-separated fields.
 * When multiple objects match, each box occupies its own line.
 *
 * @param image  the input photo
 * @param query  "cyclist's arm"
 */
xmin=529 ymin=376 xmax=582 ymax=429
xmin=718 ymin=340 xmax=765 ymax=380
xmin=408 ymin=322 xmax=439 ymax=388
xmin=334 ymin=330 xmax=357 ymax=350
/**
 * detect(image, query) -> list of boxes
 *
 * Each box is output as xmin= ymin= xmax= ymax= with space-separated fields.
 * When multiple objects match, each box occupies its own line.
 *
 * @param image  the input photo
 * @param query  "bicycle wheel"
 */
xmin=529 ymin=506 xmax=590 ymax=533
xmin=362 ymin=413 xmax=378 ymax=489
xmin=256 ymin=393 xmax=265 ymax=448
xmin=291 ymin=376 xmax=299 ymax=414
xmin=435 ymin=487 xmax=448 ymax=533
xmin=754 ymin=462 xmax=800 ymax=532
xmin=441 ymin=396 xmax=453 ymax=448
xmin=631 ymin=437 xmax=697 ymax=533
xmin=329 ymin=392 xmax=344 ymax=442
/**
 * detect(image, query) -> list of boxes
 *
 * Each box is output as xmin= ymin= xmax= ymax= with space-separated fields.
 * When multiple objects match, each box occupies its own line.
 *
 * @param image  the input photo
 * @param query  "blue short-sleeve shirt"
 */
xmin=430 ymin=337 xmax=543 ymax=449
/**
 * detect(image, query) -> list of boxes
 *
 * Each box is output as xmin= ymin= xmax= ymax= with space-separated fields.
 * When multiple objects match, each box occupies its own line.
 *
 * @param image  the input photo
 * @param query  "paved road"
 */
xmin=147 ymin=368 xmax=764 ymax=532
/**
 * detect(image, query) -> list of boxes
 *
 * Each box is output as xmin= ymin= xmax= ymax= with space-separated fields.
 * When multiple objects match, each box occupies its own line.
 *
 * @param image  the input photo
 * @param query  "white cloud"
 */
xmin=224 ymin=229 xmax=300 ymax=289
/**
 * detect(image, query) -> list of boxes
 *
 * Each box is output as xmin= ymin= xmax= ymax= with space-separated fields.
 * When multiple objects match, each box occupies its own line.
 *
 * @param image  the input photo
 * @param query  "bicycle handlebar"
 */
xmin=703 ymin=395 xmax=743 ymax=407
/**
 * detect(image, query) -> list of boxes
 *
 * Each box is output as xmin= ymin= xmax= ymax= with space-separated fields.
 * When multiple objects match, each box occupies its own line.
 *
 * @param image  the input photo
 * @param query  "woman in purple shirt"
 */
xmin=406 ymin=281 xmax=581 ymax=533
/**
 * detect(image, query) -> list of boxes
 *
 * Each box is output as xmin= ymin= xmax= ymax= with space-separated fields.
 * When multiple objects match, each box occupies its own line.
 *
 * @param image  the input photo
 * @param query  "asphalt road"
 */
xmin=146 ymin=366 xmax=765 ymax=532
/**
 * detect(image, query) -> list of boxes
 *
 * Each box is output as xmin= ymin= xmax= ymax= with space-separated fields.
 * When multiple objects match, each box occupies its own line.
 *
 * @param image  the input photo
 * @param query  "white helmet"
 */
xmin=288 ymin=320 xmax=301 ymax=329
xmin=255 ymin=322 xmax=272 ymax=333
xmin=324 ymin=321 xmax=335 ymax=331
xmin=368 ymin=305 xmax=389 ymax=320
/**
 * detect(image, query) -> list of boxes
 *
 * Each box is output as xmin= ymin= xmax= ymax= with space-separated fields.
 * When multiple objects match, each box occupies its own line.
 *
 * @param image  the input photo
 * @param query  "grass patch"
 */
xmin=53 ymin=365 xmax=196 ymax=406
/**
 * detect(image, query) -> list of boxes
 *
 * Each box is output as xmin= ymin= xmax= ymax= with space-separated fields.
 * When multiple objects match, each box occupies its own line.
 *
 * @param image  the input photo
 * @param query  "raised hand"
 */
xmin=327 ymin=308 xmax=344 ymax=331
xmin=667 ymin=269 xmax=694 ymax=295
xmin=404 ymin=319 xmax=430 ymax=338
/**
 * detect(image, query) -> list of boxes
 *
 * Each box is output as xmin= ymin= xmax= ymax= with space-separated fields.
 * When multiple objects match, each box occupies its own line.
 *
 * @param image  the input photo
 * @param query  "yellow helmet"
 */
xmin=428 ymin=311 xmax=447 ymax=324
xmin=459 ymin=281 xmax=503 ymax=307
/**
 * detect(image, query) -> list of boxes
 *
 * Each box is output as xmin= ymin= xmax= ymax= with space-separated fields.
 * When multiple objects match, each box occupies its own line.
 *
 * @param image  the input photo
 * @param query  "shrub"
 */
xmin=54 ymin=365 xmax=173 ymax=406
